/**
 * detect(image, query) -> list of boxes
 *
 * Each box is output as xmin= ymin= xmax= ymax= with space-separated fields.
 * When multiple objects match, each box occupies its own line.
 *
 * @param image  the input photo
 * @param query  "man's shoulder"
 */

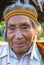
xmin=0 ymin=41 xmax=8 ymax=58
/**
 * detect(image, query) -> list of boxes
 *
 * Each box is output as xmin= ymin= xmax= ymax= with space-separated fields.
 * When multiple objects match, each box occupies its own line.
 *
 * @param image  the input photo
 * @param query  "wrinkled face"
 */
xmin=7 ymin=15 xmax=35 ymax=54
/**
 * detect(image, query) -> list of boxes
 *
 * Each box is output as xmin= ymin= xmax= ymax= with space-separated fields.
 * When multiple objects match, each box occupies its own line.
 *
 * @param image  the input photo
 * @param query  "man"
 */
xmin=0 ymin=2 xmax=43 ymax=65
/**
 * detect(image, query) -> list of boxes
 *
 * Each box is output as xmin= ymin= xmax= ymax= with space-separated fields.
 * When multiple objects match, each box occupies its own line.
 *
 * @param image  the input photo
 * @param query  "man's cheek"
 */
xmin=27 ymin=31 xmax=34 ymax=40
xmin=7 ymin=32 xmax=12 ymax=41
xmin=23 ymin=32 xmax=32 ymax=41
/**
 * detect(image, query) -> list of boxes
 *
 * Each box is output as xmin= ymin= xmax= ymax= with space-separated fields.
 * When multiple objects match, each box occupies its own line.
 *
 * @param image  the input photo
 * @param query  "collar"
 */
xmin=10 ymin=49 xmax=17 ymax=59
xmin=0 ymin=43 xmax=42 ymax=61
xmin=10 ymin=47 xmax=32 ymax=59
xmin=30 ymin=43 xmax=41 ymax=61
xmin=0 ymin=45 xmax=7 ymax=58
xmin=10 ymin=44 xmax=41 ymax=61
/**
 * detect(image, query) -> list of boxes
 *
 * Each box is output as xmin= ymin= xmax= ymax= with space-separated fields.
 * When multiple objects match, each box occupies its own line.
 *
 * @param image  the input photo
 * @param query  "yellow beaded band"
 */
xmin=4 ymin=10 xmax=38 ymax=23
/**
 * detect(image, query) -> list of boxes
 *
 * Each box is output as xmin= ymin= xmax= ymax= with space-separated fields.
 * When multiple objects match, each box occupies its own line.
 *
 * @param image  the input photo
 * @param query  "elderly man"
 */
xmin=0 ymin=1 xmax=43 ymax=65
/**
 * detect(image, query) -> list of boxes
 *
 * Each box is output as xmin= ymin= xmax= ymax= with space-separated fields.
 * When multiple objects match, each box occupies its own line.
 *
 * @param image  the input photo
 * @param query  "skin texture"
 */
xmin=7 ymin=15 xmax=35 ymax=59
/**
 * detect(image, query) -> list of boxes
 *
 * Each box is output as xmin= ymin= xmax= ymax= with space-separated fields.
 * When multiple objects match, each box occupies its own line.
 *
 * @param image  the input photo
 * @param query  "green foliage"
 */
xmin=42 ymin=22 xmax=44 ymax=28
xmin=0 ymin=21 xmax=5 ymax=36
xmin=0 ymin=21 xmax=5 ymax=30
xmin=39 ymin=33 xmax=44 ymax=40
xmin=0 ymin=37 xmax=4 ymax=41
xmin=40 ymin=33 xmax=44 ymax=37
xmin=40 ymin=21 xmax=44 ymax=30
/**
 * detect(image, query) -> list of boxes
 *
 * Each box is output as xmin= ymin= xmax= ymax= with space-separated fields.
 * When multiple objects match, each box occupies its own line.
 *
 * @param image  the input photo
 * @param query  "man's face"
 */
xmin=7 ymin=15 xmax=35 ymax=54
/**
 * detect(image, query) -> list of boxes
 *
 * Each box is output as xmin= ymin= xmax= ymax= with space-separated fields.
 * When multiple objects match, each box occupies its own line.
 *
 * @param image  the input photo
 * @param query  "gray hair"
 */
xmin=3 ymin=3 xmax=37 ymax=17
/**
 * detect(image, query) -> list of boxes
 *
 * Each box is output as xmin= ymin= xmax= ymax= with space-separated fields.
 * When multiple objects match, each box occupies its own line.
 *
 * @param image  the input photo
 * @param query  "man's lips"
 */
xmin=13 ymin=41 xmax=26 ymax=47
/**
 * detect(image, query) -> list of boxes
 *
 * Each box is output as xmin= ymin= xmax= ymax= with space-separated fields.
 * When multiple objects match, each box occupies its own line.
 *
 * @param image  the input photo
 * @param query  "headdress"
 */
xmin=4 ymin=9 xmax=38 ymax=23
xmin=3 ymin=0 xmax=38 ymax=23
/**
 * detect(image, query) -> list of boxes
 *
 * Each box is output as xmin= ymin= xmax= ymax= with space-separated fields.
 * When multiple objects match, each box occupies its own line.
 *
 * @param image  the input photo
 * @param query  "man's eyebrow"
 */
xmin=8 ymin=23 xmax=15 ymax=26
xmin=20 ymin=23 xmax=31 ymax=26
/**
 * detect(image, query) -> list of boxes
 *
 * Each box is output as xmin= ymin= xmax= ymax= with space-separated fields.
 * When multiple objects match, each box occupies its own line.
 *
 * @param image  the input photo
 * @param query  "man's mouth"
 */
xmin=13 ymin=41 xmax=26 ymax=47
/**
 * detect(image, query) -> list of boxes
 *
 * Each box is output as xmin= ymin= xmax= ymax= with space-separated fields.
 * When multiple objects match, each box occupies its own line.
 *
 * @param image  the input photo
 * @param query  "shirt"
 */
xmin=0 ymin=43 xmax=43 ymax=65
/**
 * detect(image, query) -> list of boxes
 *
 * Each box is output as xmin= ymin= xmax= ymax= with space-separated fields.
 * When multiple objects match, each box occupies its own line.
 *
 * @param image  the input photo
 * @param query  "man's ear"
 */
xmin=33 ymin=27 xmax=38 ymax=36
xmin=31 ymin=28 xmax=37 ymax=42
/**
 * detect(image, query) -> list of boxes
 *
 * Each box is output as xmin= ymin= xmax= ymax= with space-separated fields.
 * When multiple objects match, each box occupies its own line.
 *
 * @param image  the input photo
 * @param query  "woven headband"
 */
xmin=4 ymin=10 xmax=38 ymax=23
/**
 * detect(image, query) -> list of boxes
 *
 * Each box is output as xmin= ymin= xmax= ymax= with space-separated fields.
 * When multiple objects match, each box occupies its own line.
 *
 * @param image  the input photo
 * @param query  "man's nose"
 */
xmin=15 ymin=29 xmax=23 ymax=39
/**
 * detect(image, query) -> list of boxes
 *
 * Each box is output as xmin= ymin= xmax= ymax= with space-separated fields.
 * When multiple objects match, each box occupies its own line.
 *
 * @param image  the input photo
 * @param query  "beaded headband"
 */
xmin=4 ymin=9 xmax=38 ymax=23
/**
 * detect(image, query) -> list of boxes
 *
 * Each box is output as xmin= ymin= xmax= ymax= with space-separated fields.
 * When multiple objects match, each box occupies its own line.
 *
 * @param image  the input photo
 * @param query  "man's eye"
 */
xmin=21 ymin=26 xmax=28 ymax=29
xmin=10 ymin=27 xmax=15 ymax=30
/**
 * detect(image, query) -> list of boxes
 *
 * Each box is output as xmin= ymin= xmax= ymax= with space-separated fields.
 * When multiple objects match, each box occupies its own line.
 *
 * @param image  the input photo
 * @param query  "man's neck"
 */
xmin=15 ymin=52 xmax=26 ymax=59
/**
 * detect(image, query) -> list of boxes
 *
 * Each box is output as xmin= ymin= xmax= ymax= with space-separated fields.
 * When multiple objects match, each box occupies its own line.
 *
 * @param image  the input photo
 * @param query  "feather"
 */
xmin=30 ymin=36 xmax=37 ymax=59
xmin=11 ymin=0 xmax=21 ymax=4
xmin=32 ymin=0 xmax=43 ymax=12
xmin=37 ymin=0 xmax=43 ymax=12
xmin=24 ymin=0 xmax=29 ymax=4
xmin=7 ymin=43 xmax=10 ymax=64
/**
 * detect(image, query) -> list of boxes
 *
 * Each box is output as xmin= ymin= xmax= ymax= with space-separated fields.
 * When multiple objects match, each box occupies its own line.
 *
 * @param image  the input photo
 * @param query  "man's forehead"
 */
xmin=7 ymin=15 xmax=32 ymax=25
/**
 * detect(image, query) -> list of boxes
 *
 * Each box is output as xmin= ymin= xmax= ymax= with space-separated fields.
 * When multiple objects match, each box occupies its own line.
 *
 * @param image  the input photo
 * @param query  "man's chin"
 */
xmin=15 ymin=50 xmax=27 ymax=54
xmin=12 ymin=47 xmax=29 ymax=54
